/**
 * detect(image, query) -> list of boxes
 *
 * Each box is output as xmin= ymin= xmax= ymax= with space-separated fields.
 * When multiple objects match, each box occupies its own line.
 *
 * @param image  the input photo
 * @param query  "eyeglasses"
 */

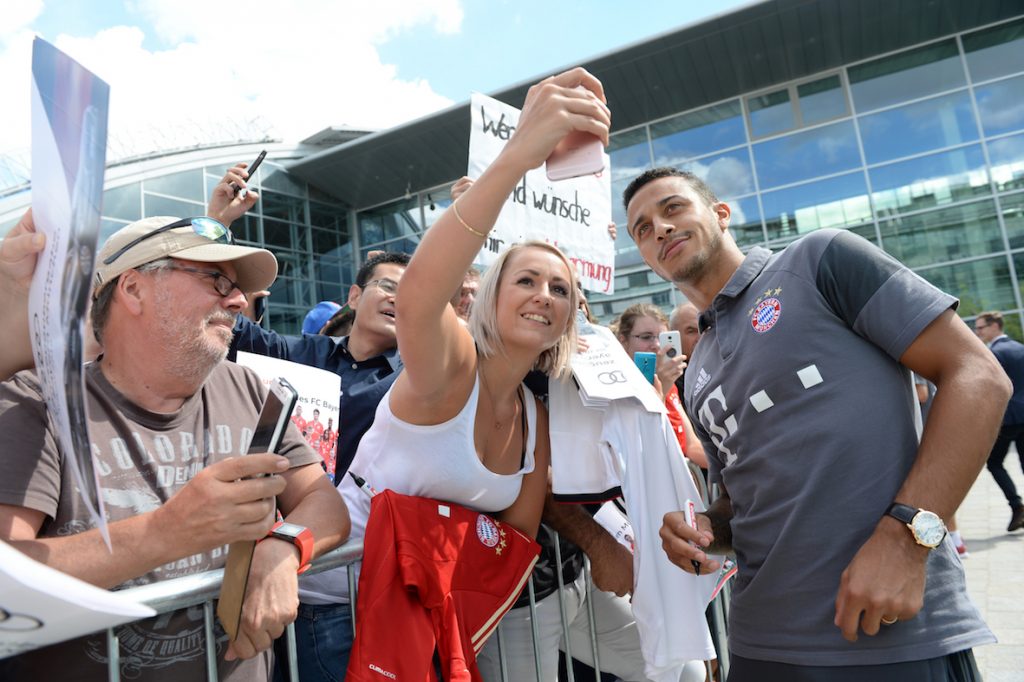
xmin=364 ymin=278 xmax=399 ymax=296
xmin=974 ymin=323 xmax=993 ymax=332
xmin=103 ymin=217 xmax=234 ymax=265
xmin=631 ymin=333 xmax=658 ymax=342
xmin=163 ymin=264 xmax=242 ymax=297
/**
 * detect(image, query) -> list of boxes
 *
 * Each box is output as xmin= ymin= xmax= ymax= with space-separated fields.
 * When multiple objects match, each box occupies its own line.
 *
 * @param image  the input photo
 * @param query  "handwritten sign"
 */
xmin=468 ymin=93 xmax=615 ymax=294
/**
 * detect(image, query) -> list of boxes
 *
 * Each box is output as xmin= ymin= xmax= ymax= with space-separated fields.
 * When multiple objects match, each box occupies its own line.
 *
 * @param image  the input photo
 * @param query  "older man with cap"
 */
xmin=0 ymin=215 xmax=349 ymax=682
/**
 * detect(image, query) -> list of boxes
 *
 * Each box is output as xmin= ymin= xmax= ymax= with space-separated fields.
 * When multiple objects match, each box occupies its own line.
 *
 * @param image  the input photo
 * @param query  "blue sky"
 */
xmin=1 ymin=0 xmax=754 ymax=155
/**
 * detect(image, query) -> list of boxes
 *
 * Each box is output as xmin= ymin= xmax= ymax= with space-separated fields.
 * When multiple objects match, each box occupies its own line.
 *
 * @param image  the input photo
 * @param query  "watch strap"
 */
xmin=262 ymin=520 xmax=315 ymax=574
xmin=885 ymin=502 xmax=917 ymax=525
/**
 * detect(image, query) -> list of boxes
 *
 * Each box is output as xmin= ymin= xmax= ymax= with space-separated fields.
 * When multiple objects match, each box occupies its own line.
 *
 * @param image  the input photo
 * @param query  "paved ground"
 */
xmin=957 ymin=456 xmax=1024 ymax=681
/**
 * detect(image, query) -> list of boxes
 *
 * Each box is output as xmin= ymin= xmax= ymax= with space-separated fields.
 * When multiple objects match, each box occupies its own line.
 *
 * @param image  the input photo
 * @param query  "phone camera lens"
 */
xmin=666 ymin=348 xmax=677 ymax=358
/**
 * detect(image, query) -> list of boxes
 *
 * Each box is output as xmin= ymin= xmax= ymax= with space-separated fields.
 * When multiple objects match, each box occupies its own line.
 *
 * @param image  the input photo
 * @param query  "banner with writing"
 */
xmin=468 ymin=92 xmax=615 ymax=294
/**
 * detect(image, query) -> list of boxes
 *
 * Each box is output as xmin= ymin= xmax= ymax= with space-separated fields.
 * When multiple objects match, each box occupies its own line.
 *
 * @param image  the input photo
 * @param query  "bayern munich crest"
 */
xmin=752 ymin=297 xmax=782 ymax=333
xmin=476 ymin=514 xmax=500 ymax=548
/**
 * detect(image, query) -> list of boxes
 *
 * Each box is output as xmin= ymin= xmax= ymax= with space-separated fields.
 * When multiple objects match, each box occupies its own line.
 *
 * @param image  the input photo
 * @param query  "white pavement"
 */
xmin=958 ymin=455 xmax=1024 ymax=682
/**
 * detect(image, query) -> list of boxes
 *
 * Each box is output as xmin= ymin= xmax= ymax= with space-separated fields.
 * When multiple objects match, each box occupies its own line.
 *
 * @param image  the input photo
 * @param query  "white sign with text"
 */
xmin=468 ymin=92 xmax=615 ymax=294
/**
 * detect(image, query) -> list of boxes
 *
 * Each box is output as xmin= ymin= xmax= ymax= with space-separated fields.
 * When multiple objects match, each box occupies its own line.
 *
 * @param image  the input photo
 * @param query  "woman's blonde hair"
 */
xmin=468 ymin=241 xmax=579 ymax=379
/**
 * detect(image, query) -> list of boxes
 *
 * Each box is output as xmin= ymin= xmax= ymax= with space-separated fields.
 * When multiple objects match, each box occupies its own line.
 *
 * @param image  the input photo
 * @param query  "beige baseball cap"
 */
xmin=93 ymin=216 xmax=278 ymax=297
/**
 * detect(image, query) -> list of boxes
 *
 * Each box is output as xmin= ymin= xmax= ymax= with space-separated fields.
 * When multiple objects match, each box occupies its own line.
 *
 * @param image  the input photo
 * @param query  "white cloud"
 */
xmin=1 ymin=0 xmax=461 ymax=159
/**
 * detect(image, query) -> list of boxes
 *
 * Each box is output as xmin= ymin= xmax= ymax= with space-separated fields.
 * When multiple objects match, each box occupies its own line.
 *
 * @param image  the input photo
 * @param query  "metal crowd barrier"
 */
xmin=110 ymin=517 xmax=731 ymax=681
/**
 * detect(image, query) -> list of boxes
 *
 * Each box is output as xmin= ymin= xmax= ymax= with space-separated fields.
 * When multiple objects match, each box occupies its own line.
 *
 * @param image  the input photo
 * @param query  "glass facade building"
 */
xmin=1 ymin=7 xmax=1021 ymax=336
xmin=590 ymin=16 xmax=1024 ymax=330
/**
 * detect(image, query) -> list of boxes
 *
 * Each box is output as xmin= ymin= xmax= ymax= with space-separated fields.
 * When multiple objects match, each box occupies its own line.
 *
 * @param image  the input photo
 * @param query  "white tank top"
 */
xmin=343 ymin=372 xmax=536 ymax=546
xmin=299 ymin=373 xmax=538 ymax=604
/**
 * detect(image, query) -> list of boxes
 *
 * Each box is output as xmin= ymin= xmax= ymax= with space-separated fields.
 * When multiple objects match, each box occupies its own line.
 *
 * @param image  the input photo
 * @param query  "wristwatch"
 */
xmin=885 ymin=502 xmax=947 ymax=549
xmin=262 ymin=521 xmax=315 ymax=574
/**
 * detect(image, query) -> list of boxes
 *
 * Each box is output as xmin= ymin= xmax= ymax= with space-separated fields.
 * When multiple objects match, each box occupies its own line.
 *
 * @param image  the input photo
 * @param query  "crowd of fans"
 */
xmin=0 ymin=66 xmax=1018 ymax=682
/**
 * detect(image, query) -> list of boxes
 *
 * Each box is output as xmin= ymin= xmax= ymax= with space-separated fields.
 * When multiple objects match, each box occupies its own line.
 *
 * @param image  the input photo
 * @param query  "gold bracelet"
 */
xmin=452 ymin=201 xmax=487 ymax=239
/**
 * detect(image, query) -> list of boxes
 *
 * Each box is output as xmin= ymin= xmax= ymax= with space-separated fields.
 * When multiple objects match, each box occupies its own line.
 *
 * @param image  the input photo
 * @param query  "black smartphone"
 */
xmin=233 ymin=149 xmax=267 ymax=195
xmin=246 ymin=377 xmax=298 ymax=455
xmin=253 ymin=296 xmax=267 ymax=325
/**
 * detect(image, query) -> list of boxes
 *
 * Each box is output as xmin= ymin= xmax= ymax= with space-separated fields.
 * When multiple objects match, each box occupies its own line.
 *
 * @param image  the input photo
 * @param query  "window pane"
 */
xmin=317 ymin=279 xmax=347 ymax=303
xmin=263 ymin=217 xmax=305 ymax=252
xmin=144 ymin=169 xmax=204 ymax=202
xmin=726 ymin=196 xmax=764 ymax=248
xmin=963 ymin=18 xmax=1024 ymax=83
xmin=99 ymin=218 xmax=129 ymax=245
xmin=311 ymin=228 xmax=344 ymax=258
xmin=916 ymin=256 xmax=1015 ymax=316
xmin=672 ymin=148 xmax=755 ymax=200
xmin=849 ymin=223 xmax=879 ymax=245
xmin=359 ymin=214 xmax=384 ymax=245
xmin=859 ymin=92 xmax=978 ymax=164
xmin=261 ymin=164 xmax=305 ymax=196
xmin=879 ymin=200 xmax=1003 ymax=268
xmin=359 ymin=199 xmax=420 ymax=245
xmin=102 ymin=183 xmax=141 ymax=221
xmin=849 ymin=40 xmax=965 ymax=113
xmin=650 ymin=101 xmax=746 ymax=163
xmin=748 ymin=89 xmax=795 ymax=138
xmin=266 ymin=306 xmax=304 ymax=336
xmin=422 ymin=189 xmax=453 ymax=230
xmin=870 ymin=145 xmax=990 ymax=216
xmin=610 ymin=128 xmax=651 ymax=184
xmin=142 ymin=194 xmax=203 ymax=219
xmin=310 ymin=200 xmax=348 ymax=235
xmin=231 ymin=214 xmax=260 ymax=243
xmin=753 ymin=120 xmax=860 ymax=189
xmin=975 ymin=75 xmax=1024 ymax=139
xmin=262 ymin=190 xmax=306 ymax=224
xmin=798 ymin=75 xmax=847 ymax=125
xmin=316 ymin=253 xmax=354 ymax=289
xmin=762 ymin=172 xmax=870 ymax=241
xmin=989 ymin=132 xmax=1024 ymax=193
xmin=1002 ymin=192 xmax=1024 ymax=249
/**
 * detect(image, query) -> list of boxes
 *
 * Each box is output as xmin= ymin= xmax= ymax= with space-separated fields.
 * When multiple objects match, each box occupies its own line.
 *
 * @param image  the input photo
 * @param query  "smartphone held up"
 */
xmin=545 ymin=130 xmax=605 ymax=181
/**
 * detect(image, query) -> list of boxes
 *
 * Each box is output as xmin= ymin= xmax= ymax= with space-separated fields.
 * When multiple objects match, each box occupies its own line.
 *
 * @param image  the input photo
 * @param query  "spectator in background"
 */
xmin=208 ymin=163 xmax=409 ymax=682
xmin=614 ymin=303 xmax=707 ymax=468
xmin=451 ymin=266 xmax=480 ymax=322
xmin=303 ymin=300 xmax=341 ymax=335
xmin=973 ymin=311 xmax=1024 ymax=532
xmin=669 ymin=302 xmax=701 ymax=360
xmin=0 ymin=215 xmax=349 ymax=680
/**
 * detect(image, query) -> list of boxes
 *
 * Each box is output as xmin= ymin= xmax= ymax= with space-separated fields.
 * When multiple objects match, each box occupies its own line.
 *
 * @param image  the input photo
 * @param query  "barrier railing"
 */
xmin=108 ymin=522 xmax=730 ymax=681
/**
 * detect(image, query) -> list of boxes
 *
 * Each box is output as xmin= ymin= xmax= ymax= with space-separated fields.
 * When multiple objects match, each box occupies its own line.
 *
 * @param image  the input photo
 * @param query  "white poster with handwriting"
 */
xmin=468 ymin=92 xmax=615 ymax=294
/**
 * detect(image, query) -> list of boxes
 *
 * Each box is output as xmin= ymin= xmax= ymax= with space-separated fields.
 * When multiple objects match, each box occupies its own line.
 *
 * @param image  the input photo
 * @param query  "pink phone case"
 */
xmin=546 ymin=130 xmax=605 ymax=181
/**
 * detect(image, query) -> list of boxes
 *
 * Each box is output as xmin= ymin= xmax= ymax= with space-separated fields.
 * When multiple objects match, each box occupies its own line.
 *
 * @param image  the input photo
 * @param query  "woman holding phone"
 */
xmin=615 ymin=303 xmax=707 ymax=467
xmin=311 ymin=67 xmax=611 ymax=675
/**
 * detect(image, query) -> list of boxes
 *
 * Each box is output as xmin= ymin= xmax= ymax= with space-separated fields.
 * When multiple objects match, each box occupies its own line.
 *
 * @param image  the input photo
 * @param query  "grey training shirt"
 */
xmin=684 ymin=229 xmax=993 ymax=666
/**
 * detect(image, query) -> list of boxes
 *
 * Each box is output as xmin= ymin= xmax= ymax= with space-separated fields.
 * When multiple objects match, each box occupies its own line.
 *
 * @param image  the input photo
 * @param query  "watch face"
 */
xmin=275 ymin=522 xmax=305 ymax=539
xmin=913 ymin=511 xmax=946 ymax=547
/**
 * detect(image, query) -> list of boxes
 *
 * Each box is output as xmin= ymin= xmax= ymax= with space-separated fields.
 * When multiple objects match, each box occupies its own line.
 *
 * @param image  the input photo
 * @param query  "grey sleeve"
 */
xmin=814 ymin=230 xmax=957 ymax=361
xmin=0 ymin=371 xmax=63 ymax=519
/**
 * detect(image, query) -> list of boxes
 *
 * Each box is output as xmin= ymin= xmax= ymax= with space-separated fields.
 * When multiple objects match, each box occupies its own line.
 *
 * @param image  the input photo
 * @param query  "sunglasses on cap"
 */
xmin=102 ymin=217 xmax=234 ymax=266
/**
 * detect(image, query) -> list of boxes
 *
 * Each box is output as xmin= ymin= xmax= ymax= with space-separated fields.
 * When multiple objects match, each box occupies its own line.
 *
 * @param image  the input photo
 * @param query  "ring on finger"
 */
xmin=881 ymin=615 xmax=898 ymax=625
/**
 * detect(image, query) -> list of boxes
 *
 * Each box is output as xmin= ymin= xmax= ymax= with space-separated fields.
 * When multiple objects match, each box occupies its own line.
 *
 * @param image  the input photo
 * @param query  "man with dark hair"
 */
xmin=626 ymin=168 xmax=1008 ymax=680
xmin=0 ymin=216 xmax=349 ymax=681
xmin=209 ymin=169 xmax=410 ymax=682
xmin=974 ymin=310 xmax=1024 ymax=531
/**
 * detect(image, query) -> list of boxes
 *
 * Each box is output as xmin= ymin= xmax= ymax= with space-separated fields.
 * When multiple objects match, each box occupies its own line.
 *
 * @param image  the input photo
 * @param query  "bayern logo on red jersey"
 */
xmin=476 ymin=514 xmax=500 ymax=548
xmin=752 ymin=297 xmax=781 ymax=333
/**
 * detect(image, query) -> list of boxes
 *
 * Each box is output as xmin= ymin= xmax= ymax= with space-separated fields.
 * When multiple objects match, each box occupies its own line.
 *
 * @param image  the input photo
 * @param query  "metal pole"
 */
xmin=551 ymin=531 xmax=575 ymax=682
xmin=526 ymin=577 xmax=543 ymax=682
xmin=284 ymin=622 xmax=299 ymax=682
xmin=106 ymin=628 xmax=120 ymax=682
xmin=582 ymin=561 xmax=601 ymax=677
xmin=203 ymin=600 xmax=219 ymax=681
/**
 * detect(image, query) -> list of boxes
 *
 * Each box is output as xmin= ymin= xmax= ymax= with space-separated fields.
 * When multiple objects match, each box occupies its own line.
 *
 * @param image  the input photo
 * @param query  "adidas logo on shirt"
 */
xmin=693 ymin=368 xmax=711 ymax=396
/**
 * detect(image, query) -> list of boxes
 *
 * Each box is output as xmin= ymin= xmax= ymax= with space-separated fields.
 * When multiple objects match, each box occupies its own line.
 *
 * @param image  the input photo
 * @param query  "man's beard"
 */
xmin=154 ymin=289 xmax=231 ymax=383
xmin=671 ymin=228 xmax=722 ymax=285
